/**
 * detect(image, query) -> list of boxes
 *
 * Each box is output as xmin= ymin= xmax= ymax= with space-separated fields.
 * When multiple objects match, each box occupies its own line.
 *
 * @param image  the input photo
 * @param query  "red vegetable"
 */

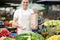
xmin=0 ymin=28 xmax=11 ymax=37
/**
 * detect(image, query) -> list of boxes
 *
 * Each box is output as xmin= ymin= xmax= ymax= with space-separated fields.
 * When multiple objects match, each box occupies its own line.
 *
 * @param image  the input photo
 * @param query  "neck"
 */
xmin=23 ymin=8 xmax=27 ymax=10
xmin=23 ymin=6 xmax=28 ymax=10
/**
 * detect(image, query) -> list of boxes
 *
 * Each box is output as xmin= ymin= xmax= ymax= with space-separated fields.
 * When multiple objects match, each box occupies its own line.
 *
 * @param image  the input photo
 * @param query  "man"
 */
xmin=13 ymin=0 xmax=34 ymax=34
xmin=31 ymin=6 xmax=39 ymax=33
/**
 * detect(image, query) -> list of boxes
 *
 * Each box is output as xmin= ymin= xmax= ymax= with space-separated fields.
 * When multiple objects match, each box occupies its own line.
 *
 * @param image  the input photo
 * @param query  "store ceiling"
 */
xmin=0 ymin=0 xmax=38 ymax=7
xmin=0 ymin=0 xmax=21 ymax=4
xmin=0 ymin=0 xmax=37 ymax=4
xmin=36 ymin=0 xmax=60 ymax=5
xmin=0 ymin=0 xmax=60 ymax=6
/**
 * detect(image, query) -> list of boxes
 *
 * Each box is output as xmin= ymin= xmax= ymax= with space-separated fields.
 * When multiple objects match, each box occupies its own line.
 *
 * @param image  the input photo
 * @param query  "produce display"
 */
xmin=16 ymin=33 xmax=45 ymax=40
xmin=0 ymin=37 xmax=6 ymax=40
xmin=0 ymin=36 xmax=15 ymax=40
xmin=4 ymin=37 xmax=12 ymax=40
xmin=0 ymin=28 xmax=11 ymax=37
xmin=4 ymin=37 xmax=15 ymax=40
xmin=0 ymin=28 xmax=16 ymax=40
xmin=4 ymin=21 xmax=12 ymax=27
xmin=0 ymin=17 xmax=6 ymax=21
xmin=0 ymin=32 xmax=45 ymax=40
xmin=46 ymin=35 xmax=60 ymax=40
xmin=4 ymin=20 xmax=15 ymax=28
xmin=0 ymin=20 xmax=60 ymax=40
xmin=43 ymin=20 xmax=60 ymax=36
xmin=43 ymin=20 xmax=60 ymax=29
xmin=0 ymin=28 xmax=60 ymax=40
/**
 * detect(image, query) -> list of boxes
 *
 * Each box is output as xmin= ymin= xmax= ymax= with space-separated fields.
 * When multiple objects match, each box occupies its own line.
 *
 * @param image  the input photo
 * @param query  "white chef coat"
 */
xmin=14 ymin=8 xmax=34 ymax=34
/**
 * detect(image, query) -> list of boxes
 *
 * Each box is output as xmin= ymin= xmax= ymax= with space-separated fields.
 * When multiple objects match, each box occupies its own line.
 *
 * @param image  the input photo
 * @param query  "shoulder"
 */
xmin=15 ymin=9 xmax=21 ymax=13
xmin=14 ymin=9 xmax=22 ymax=16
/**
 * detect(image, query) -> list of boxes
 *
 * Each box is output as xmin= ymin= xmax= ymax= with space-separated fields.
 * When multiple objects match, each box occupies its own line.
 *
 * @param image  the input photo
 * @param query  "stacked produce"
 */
xmin=46 ymin=35 xmax=60 ymax=40
xmin=16 ymin=33 xmax=45 ymax=40
xmin=0 ymin=28 xmax=16 ymax=40
xmin=0 ymin=28 xmax=11 ymax=37
xmin=4 ymin=21 xmax=12 ymax=27
xmin=4 ymin=37 xmax=15 ymax=40
xmin=43 ymin=20 xmax=60 ymax=36
xmin=4 ymin=20 xmax=15 ymax=28
xmin=43 ymin=20 xmax=60 ymax=29
xmin=4 ymin=37 xmax=12 ymax=40
xmin=0 ymin=36 xmax=15 ymax=40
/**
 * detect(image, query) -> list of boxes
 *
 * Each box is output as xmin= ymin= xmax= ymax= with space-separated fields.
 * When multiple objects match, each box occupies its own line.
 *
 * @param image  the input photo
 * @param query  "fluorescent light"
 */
xmin=6 ymin=3 xmax=20 ymax=6
xmin=37 ymin=0 xmax=60 ymax=2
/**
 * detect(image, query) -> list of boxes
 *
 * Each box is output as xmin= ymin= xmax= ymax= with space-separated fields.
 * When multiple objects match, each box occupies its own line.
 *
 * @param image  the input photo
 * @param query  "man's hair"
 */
xmin=21 ymin=0 xmax=31 ymax=3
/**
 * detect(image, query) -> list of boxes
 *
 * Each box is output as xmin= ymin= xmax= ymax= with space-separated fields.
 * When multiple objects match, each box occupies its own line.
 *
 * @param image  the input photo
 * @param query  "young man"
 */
xmin=13 ymin=0 xmax=35 ymax=34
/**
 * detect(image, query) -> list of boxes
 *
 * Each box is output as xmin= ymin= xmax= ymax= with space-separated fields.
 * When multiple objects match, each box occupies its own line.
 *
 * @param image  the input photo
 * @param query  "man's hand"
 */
xmin=18 ymin=26 xmax=26 ymax=30
xmin=31 ymin=24 xmax=38 ymax=30
xmin=32 ymin=26 xmax=38 ymax=30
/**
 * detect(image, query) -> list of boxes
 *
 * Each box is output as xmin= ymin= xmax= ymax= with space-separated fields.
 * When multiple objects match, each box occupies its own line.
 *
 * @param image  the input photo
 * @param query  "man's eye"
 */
xmin=23 ymin=2 xmax=28 ymax=3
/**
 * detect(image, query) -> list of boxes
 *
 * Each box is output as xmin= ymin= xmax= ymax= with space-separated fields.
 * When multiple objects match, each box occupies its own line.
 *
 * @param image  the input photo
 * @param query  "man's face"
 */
xmin=33 ymin=8 xmax=38 ymax=13
xmin=40 ymin=12 xmax=44 ymax=16
xmin=21 ymin=0 xmax=29 ymax=8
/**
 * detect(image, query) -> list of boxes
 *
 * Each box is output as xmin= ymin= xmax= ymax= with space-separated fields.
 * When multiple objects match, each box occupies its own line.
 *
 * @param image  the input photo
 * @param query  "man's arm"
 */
xmin=13 ymin=17 xmax=26 ymax=30
xmin=30 ymin=14 xmax=38 ymax=30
